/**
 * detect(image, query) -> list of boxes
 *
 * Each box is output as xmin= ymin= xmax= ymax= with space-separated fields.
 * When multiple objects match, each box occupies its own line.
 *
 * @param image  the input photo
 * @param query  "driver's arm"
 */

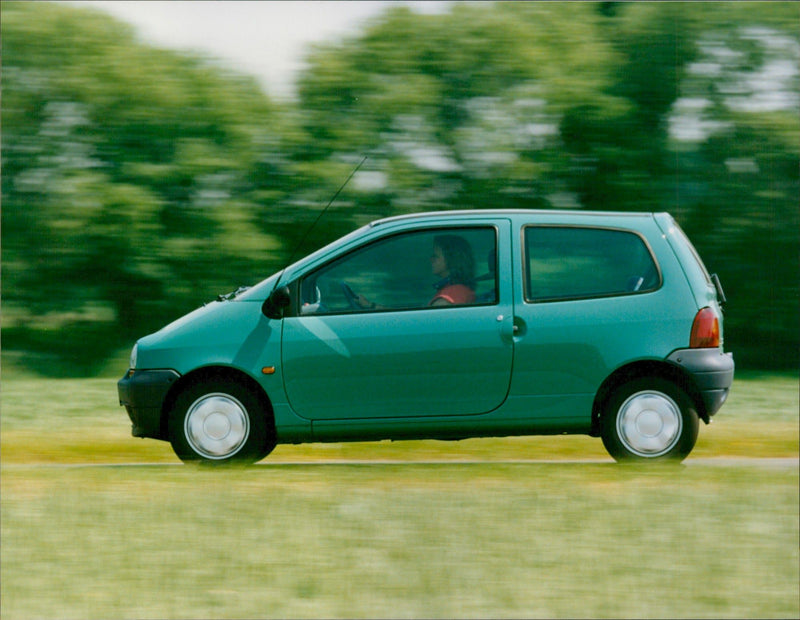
xmin=356 ymin=295 xmax=377 ymax=310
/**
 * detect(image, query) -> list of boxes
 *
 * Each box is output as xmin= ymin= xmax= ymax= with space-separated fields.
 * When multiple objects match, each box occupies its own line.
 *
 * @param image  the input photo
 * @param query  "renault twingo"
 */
xmin=118 ymin=210 xmax=734 ymax=463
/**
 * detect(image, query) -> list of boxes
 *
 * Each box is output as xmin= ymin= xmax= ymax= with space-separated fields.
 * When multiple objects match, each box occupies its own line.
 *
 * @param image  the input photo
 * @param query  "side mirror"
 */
xmin=262 ymin=286 xmax=291 ymax=319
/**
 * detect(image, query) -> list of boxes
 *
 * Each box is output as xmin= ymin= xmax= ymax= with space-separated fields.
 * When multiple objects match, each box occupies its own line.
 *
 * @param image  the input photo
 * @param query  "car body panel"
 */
xmin=136 ymin=300 xmax=279 ymax=376
xmin=282 ymin=305 xmax=515 ymax=420
xmin=281 ymin=217 xmax=514 ymax=421
xmin=508 ymin=213 xmax=696 ymax=404
xmin=654 ymin=213 xmax=726 ymax=341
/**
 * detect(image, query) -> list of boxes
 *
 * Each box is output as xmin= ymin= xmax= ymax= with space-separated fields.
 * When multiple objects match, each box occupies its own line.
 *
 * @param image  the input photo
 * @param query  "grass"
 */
xmin=1 ymin=371 xmax=798 ymax=618
xmin=2 ymin=463 xmax=798 ymax=619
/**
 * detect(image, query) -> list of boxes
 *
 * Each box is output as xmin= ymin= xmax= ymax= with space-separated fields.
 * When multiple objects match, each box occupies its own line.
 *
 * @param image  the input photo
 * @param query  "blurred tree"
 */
xmin=297 ymin=3 xmax=620 ymax=218
xmin=663 ymin=2 xmax=800 ymax=368
xmin=558 ymin=3 xmax=697 ymax=211
xmin=2 ymin=1 xmax=797 ymax=373
xmin=553 ymin=2 xmax=799 ymax=368
xmin=296 ymin=1 xmax=798 ymax=369
xmin=2 ymin=2 xmax=288 ymax=373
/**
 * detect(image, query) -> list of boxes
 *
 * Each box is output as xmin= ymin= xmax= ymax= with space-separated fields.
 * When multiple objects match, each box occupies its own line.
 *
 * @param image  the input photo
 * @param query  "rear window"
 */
xmin=524 ymin=226 xmax=660 ymax=302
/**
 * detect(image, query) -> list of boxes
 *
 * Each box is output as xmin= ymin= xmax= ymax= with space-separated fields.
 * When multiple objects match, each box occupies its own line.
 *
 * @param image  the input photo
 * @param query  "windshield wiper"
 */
xmin=216 ymin=285 xmax=250 ymax=302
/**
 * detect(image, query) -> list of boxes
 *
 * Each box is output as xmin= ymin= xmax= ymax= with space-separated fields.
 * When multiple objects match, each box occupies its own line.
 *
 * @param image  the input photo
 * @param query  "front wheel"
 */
xmin=168 ymin=379 xmax=275 ymax=464
xmin=601 ymin=377 xmax=699 ymax=462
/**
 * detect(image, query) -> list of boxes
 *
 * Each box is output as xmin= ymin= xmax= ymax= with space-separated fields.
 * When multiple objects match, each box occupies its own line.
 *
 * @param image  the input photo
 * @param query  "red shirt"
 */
xmin=430 ymin=284 xmax=476 ymax=306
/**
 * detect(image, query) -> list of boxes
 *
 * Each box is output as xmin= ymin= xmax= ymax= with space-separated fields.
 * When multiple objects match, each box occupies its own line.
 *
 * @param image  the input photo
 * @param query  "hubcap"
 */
xmin=616 ymin=391 xmax=682 ymax=457
xmin=184 ymin=393 xmax=250 ymax=459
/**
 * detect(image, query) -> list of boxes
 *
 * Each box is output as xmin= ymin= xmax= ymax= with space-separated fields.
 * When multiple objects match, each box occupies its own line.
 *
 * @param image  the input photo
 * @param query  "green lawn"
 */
xmin=1 ymin=372 xmax=798 ymax=618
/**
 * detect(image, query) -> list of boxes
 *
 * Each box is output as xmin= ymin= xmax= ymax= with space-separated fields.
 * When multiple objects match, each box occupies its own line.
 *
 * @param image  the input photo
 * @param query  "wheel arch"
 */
xmin=591 ymin=359 xmax=708 ymax=437
xmin=160 ymin=365 xmax=276 ymax=441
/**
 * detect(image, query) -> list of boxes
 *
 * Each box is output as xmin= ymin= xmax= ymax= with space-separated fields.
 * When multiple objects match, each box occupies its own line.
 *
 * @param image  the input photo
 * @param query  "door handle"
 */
xmin=512 ymin=316 xmax=526 ymax=339
xmin=497 ymin=315 xmax=523 ymax=341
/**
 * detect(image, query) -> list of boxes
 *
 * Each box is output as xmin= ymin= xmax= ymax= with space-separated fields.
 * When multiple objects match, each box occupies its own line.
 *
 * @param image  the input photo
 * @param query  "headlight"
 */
xmin=129 ymin=343 xmax=138 ymax=369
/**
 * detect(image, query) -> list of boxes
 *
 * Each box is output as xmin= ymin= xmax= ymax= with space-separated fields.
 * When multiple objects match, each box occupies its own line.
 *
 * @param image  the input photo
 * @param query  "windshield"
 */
xmin=236 ymin=224 xmax=372 ymax=301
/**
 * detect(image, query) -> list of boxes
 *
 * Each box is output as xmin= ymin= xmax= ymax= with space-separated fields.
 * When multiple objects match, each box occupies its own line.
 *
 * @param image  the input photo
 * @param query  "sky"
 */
xmin=67 ymin=1 xmax=452 ymax=100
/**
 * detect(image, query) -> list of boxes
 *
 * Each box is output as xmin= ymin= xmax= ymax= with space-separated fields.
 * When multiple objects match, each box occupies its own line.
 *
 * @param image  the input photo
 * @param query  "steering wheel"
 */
xmin=340 ymin=281 xmax=360 ymax=309
xmin=300 ymin=284 xmax=328 ymax=315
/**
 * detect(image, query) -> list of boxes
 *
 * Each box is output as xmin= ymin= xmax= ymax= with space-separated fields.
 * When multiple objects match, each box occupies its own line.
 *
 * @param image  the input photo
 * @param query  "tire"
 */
xmin=601 ymin=377 xmax=699 ymax=463
xmin=168 ymin=378 xmax=275 ymax=464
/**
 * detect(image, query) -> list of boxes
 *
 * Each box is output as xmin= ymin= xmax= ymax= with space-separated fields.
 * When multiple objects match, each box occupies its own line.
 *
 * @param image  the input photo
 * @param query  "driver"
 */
xmin=356 ymin=234 xmax=476 ymax=309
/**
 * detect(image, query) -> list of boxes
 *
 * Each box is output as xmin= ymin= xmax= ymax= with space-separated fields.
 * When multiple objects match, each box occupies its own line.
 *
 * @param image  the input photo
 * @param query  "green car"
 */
xmin=118 ymin=210 xmax=734 ymax=464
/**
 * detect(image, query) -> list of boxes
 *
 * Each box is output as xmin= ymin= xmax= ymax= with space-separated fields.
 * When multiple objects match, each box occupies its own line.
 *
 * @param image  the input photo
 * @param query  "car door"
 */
xmin=280 ymin=221 xmax=514 ymax=420
xmin=510 ymin=223 xmax=674 ymax=415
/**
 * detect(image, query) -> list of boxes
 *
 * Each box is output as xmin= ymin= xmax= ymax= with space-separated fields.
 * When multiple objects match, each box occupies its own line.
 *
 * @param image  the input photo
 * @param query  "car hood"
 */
xmin=136 ymin=299 xmax=275 ymax=372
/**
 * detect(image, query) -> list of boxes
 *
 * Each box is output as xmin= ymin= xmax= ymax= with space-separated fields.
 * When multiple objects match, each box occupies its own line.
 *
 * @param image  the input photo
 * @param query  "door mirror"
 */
xmin=262 ymin=286 xmax=291 ymax=319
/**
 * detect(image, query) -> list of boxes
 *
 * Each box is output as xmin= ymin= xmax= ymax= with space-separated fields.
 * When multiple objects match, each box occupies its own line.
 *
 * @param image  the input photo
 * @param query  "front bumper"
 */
xmin=117 ymin=369 xmax=180 ymax=440
xmin=667 ymin=349 xmax=734 ymax=417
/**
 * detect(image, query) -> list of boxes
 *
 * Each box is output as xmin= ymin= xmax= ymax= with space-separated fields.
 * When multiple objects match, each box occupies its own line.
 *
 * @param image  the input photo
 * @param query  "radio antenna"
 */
xmin=271 ymin=155 xmax=368 ymax=293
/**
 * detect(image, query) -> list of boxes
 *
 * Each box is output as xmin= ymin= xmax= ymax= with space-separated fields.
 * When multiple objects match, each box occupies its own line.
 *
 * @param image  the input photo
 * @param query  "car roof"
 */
xmin=370 ymin=209 xmax=659 ymax=227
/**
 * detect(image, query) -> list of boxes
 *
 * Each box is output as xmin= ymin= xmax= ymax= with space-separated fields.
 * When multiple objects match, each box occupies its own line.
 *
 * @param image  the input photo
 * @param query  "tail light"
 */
xmin=690 ymin=307 xmax=720 ymax=348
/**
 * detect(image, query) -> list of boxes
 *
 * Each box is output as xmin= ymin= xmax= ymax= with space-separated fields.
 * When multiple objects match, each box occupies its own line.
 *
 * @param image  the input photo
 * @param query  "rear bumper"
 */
xmin=117 ymin=369 xmax=180 ymax=440
xmin=667 ymin=349 xmax=734 ymax=417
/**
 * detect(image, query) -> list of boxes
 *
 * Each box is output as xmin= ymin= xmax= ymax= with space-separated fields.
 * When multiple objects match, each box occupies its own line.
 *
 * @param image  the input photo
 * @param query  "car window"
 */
xmin=300 ymin=227 xmax=497 ymax=314
xmin=524 ymin=226 xmax=659 ymax=302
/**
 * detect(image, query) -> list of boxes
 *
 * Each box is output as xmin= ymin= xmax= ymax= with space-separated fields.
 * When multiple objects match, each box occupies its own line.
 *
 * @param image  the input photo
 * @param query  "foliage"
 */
xmin=2 ymin=1 xmax=289 ymax=373
xmin=2 ymin=1 xmax=798 ymax=374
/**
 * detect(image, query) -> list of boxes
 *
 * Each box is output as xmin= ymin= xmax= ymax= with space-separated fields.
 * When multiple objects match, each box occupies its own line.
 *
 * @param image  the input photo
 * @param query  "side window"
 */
xmin=300 ymin=227 xmax=497 ymax=315
xmin=524 ymin=226 xmax=660 ymax=302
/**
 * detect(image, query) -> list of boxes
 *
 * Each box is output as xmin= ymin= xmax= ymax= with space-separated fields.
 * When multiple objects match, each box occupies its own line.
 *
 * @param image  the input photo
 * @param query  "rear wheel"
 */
xmin=601 ymin=377 xmax=699 ymax=462
xmin=168 ymin=379 xmax=275 ymax=464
